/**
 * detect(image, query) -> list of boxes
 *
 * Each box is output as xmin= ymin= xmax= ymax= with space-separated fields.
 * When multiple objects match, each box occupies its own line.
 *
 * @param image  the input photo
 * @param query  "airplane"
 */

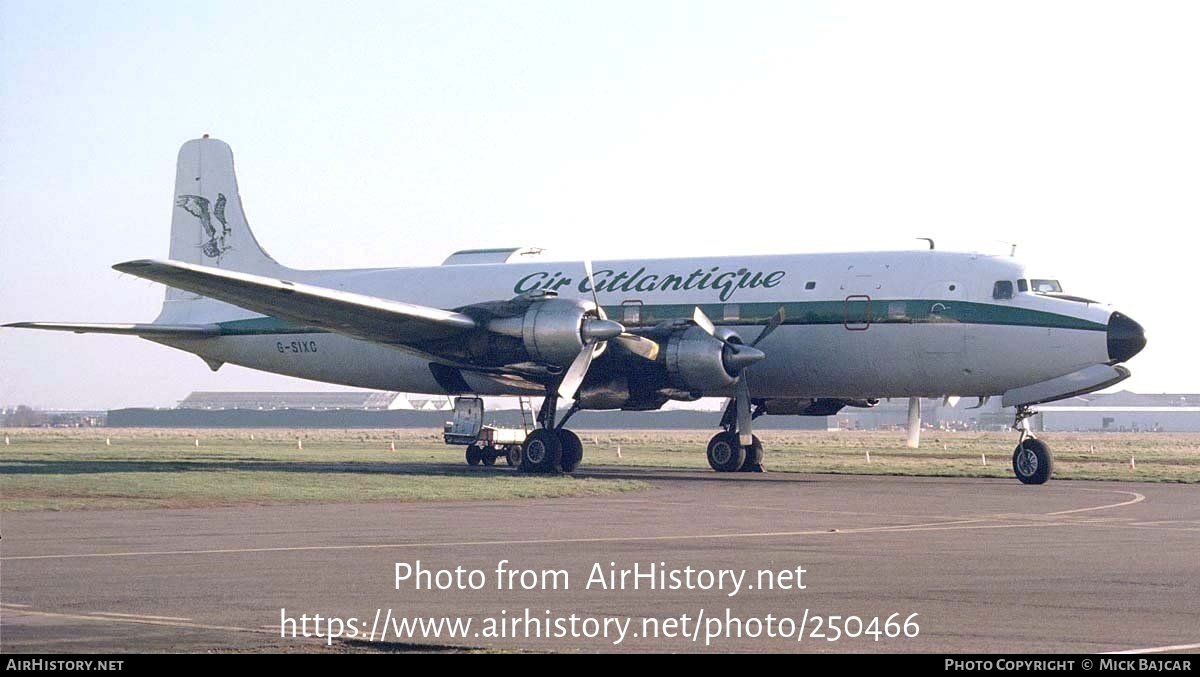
xmin=5 ymin=137 xmax=1147 ymax=484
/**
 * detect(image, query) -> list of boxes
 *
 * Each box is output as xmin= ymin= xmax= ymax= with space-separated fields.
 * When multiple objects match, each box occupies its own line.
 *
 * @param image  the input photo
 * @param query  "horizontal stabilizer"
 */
xmin=4 ymin=322 xmax=221 ymax=337
xmin=1001 ymin=364 xmax=1131 ymax=408
xmin=112 ymin=259 xmax=478 ymax=345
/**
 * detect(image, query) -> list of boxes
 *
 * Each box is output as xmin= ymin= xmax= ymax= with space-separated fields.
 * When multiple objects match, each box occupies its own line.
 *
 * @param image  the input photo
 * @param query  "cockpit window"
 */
xmin=1031 ymin=279 xmax=1062 ymax=293
xmin=992 ymin=280 xmax=1014 ymax=300
xmin=1017 ymin=279 xmax=1029 ymax=292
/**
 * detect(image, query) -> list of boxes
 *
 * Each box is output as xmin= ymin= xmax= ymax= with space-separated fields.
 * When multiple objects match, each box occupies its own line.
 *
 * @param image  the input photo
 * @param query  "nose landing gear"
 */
xmin=1011 ymin=405 xmax=1052 ymax=485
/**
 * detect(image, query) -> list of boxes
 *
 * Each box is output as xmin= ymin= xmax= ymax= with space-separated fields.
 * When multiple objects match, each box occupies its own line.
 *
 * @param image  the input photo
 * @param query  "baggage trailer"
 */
xmin=443 ymin=396 xmax=533 ymax=467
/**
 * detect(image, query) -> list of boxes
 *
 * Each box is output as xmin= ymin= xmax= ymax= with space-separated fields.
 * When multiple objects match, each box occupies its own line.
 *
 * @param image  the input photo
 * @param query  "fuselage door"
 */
xmin=844 ymin=295 xmax=872 ymax=330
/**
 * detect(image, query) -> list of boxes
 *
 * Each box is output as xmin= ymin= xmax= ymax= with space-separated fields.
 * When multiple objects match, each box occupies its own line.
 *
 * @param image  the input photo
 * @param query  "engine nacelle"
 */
xmin=575 ymin=375 xmax=670 ymax=411
xmin=487 ymin=297 xmax=594 ymax=368
xmin=664 ymin=326 xmax=740 ymax=393
xmin=760 ymin=398 xmax=880 ymax=416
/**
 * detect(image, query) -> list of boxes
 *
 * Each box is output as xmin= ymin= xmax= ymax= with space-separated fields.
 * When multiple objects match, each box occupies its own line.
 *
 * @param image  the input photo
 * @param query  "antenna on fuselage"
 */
xmin=917 ymin=238 xmax=935 ymax=250
xmin=1010 ymin=243 xmax=1018 ymax=257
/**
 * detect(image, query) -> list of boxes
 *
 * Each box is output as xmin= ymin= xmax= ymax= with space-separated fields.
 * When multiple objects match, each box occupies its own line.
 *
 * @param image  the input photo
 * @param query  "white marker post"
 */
xmin=865 ymin=450 xmax=871 ymax=463
xmin=390 ymin=441 xmax=396 ymax=451
xmin=616 ymin=445 xmax=622 ymax=458
xmin=106 ymin=438 xmax=111 ymax=446
xmin=981 ymin=453 xmax=987 ymax=466
xmin=4 ymin=435 xmax=9 ymax=446
xmin=1130 ymin=455 xmax=1136 ymax=470
xmin=195 ymin=438 xmax=200 ymax=447
xmin=298 ymin=438 xmax=304 ymax=450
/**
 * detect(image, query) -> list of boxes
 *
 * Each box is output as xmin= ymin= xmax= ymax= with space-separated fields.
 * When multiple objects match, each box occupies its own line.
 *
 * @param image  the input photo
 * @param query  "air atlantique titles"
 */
xmin=513 ymin=266 xmax=786 ymax=303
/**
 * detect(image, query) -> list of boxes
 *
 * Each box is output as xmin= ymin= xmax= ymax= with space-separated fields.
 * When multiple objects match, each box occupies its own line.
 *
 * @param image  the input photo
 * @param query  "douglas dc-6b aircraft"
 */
xmin=7 ymin=137 xmax=1147 ymax=484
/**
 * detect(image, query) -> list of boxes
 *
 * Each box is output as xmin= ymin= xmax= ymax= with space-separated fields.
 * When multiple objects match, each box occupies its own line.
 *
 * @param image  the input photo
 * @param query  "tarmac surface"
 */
xmin=2 ymin=466 xmax=1198 ymax=653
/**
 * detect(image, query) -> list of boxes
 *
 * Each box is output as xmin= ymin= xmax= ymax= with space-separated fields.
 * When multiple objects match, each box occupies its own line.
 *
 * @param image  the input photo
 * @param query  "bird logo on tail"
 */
xmin=175 ymin=193 xmax=231 ymax=261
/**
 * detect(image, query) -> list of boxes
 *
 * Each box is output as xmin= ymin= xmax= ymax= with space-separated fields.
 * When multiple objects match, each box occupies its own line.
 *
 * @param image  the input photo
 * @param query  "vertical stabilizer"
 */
xmin=170 ymin=137 xmax=284 ymax=277
xmin=160 ymin=137 xmax=288 ymax=319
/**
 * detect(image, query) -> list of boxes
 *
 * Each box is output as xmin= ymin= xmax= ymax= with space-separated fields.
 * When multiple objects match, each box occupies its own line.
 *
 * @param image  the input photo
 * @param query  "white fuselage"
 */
xmin=153 ymin=250 xmax=1115 ymax=402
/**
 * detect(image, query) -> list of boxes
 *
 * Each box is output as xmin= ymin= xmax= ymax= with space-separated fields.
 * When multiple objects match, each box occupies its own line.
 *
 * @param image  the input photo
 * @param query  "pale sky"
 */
xmin=1 ymin=1 xmax=1197 ymax=409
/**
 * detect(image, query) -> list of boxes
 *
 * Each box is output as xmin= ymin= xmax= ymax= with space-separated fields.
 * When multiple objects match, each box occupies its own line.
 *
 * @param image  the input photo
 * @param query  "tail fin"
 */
xmin=164 ymin=137 xmax=288 ymax=313
xmin=159 ymin=137 xmax=289 ymax=321
xmin=169 ymin=137 xmax=284 ymax=276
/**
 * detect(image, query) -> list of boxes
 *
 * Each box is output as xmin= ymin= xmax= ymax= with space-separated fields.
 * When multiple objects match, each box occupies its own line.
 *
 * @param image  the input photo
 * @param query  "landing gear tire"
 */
xmin=521 ymin=429 xmax=563 ymax=474
xmin=466 ymin=446 xmax=482 ymax=466
xmin=557 ymin=429 xmax=583 ymax=473
xmin=481 ymin=445 xmax=497 ymax=466
xmin=739 ymin=436 xmax=764 ymax=472
xmin=707 ymin=431 xmax=746 ymax=473
xmin=505 ymin=445 xmax=521 ymax=467
xmin=1012 ymin=438 xmax=1052 ymax=485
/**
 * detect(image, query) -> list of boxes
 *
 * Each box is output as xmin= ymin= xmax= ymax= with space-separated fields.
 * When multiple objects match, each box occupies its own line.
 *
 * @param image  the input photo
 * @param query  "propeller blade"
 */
xmin=692 ymin=306 xmax=717 ymax=338
xmin=584 ymin=259 xmax=601 ymax=313
xmin=905 ymin=397 xmax=921 ymax=449
xmin=612 ymin=333 xmax=660 ymax=360
xmin=736 ymin=375 xmax=753 ymax=447
xmin=751 ymin=307 xmax=785 ymax=347
xmin=558 ymin=339 xmax=597 ymax=400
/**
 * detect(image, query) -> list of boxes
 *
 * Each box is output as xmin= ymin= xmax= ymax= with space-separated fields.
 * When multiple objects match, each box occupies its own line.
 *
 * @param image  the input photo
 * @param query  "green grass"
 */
xmin=0 ymin=429 xmax=647 ymax=511
xmin=2 ymin=428 xmax=1197 ymax=512
xmin=571 ymin=429 xmax=1200 ymax=482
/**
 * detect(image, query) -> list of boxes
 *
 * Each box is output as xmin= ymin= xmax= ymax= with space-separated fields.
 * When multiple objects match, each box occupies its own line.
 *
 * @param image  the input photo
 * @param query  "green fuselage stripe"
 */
xmin=214 ymin=299 xmax=1107 ymax=336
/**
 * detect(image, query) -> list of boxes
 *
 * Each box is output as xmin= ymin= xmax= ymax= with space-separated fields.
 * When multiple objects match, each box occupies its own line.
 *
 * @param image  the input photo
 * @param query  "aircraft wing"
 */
xmin=111 ymin=259 xmax=478 ymax=345
xmin=3 ymin=322 xmax=221 ymax=337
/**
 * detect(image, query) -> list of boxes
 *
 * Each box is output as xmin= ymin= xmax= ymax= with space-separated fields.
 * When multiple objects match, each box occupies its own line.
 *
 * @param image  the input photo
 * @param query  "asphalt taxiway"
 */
xmin=2 ymin=468 xmax=1198 ymax=653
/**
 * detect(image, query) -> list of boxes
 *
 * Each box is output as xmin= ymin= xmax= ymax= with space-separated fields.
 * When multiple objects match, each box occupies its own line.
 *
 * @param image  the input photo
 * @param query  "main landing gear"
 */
xmin=520 ymin=395 xmax=585 ymax=474
xmin=707 ymin=398 xmax=765 ymax=473
xmin=1011 ymin=405 xmax=1052 ymax=485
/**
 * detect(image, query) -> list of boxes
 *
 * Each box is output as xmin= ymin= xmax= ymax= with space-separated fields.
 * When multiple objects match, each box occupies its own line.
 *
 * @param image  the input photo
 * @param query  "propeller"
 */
xmin=557 ymin=261 xmax=624 ymax=400
xmin=692 ymin=306 xmax=783 ymax=446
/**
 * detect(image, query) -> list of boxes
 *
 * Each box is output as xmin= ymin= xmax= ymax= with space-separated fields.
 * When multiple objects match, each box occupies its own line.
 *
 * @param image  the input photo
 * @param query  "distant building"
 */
xmin=92 ymin=389 xmax=1200 ymax=432
xmin=835 ymin=391 xmax=1200 ymax=433
xmin=1 ymin=406 xmax=105 ymax=427
xmin=1037 ymin=391 xmax=1200 ymax=433
xmin=177 ymin=391 xmax=403 ymax=411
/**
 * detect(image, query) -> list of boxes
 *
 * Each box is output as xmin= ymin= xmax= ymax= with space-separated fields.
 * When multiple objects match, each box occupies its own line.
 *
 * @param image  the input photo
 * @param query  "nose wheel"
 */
xmin=1011 ymin=405 xmax=1053 ymax=484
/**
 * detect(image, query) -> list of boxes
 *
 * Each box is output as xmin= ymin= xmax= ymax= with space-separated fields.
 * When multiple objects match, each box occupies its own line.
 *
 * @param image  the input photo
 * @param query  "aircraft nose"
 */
xmin=1107 ymin=312 xmax=1146 ymax=363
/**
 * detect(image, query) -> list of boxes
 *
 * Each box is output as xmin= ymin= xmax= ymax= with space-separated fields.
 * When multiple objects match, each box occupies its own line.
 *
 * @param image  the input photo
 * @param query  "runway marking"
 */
xmin=1044 ymin=489 xmax=1145 ymax=515
xmin=612 ymin=486 xmax=1147 ymax=521
xmin=1103 ymin=642 xmax=1200 ymax=654
xmin=3 ymin=603 xmax=32 ymax=608
xmin=88 ymin=611 xmax=193 ymax=622
xmin=0 ymin=605 xmax=268 ymax=635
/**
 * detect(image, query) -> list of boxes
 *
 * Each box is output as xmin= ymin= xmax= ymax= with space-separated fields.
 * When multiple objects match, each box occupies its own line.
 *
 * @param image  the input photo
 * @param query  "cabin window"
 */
xmin=723 ymin=304 xmax=740 ymax=322
xmin=887 ymin=301 xmax=907 ymax=320
xmin=805 ymin=281 xmax=816 ymax=290
xmin=993 ymin=280 xmax=1014 ymax=300
xmin=1017 ymin=279 xmax=1029 ymax=292
xmin=1031 ymin=279 xmax=1062 ymax=293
